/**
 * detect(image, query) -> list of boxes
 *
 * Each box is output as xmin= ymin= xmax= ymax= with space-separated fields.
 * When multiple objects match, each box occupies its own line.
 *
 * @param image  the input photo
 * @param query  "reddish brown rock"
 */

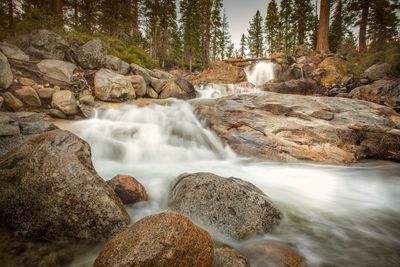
xmin=93 ymin=212 xmax=214 ymax=267
xmin=107 ymin=174 xmax=149 ymax=205
xmin=239 ymin=240 xmax=309 ymax=267
xmin=191 ymin=61 xmax=246 ymax=85
xmin=213 ymin=247 xmax=250 ymax=267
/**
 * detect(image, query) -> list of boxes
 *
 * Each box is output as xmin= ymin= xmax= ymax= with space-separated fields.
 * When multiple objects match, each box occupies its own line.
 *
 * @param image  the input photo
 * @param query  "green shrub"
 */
xmin=63 ymin=31 xmax=158 ymax=68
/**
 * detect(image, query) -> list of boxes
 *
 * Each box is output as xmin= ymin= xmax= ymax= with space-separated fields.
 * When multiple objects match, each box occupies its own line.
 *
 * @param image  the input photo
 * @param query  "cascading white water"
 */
xmin=195 ymin=83 xmax=260 ymax=99
xmin=65 ymin=101 xmax=400 ymax=267
xmin=245 ymin=61 xmax=275 ymax=87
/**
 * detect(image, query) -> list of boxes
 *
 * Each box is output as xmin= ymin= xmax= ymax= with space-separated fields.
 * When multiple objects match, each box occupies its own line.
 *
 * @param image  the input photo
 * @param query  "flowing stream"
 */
xmin=65 ymin=63 xmax=400 ymax=266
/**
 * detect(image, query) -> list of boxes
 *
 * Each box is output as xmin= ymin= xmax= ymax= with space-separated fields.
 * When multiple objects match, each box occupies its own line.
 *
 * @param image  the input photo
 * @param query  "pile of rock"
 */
xmin=0 ymin=121 xmax=301 ymax=266
xmin=0 ymin=29 xmax=195 ymax=119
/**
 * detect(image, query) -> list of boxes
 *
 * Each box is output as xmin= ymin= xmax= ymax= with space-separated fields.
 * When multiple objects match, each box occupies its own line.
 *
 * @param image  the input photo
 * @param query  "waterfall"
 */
xmin=245 ymin=61 xmax=275 ymax=87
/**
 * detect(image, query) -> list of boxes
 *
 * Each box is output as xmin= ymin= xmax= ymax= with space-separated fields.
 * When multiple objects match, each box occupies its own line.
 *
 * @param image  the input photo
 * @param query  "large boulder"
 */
xmin=193 ymin=92 xmax=400 ymax=164
xmin=150 ymin=77 xmax=167 ymax=93
xmin=168 ymin=172 xmax=282 ymax=240
xmin=130 ymin=63 xmax=152 ymax=84
xmin=349 ymin=79 xmax=400 ymax=110
xmin=94 ymin=68 xmax=135 ymax=102
xmin=0 ymin=52 xmax=13 ymax=89
xmin=264 ymin=79 xmax=325 ymax=95
xmin=159 ymin=80 xmax=196 ymax=99
xmin=93 ymin=212 xmax=214 ymax=267
xmin=106 ymin=175 xmax=149 ymax=205
xmin=2 ymin=92 xmax=23 ymax=111
xmin=318 ymin=56 xmax=348 ymax=87
xmin=21 ymin=29 xmax=68 ymax=60
xmin=0 ymin=112 xmax=56 ymax=156
xmin=364 ymin=63 xmax=392 ymax=82
xmin=239 ymin=240 xmax=309 ymax=267
xmin=151 ymin=69 xmax=175 ymax=80
xmin=15 ymin=86 xmax=41 ymax=107
xmin=0 ymin=129 xmax=130 ymax=241
xmin=127 ymin=75 xmax=147 ymax=97
xmin=51 ymin=90 xmax=78 ymax=115
xmin=191 ymin=61 xmax=246 ymax=85
xmin=213 ymin=247 xmax=250 ymax=267
xmin=37 ymin=59 xmax=76 ymax=83
xmin=105 ymin=55 xmax=130 ymax=75
xmin=76 ymin=39 xmax=107 ymax=69
xmin=0 ymin=42 xmax=30 ymax=61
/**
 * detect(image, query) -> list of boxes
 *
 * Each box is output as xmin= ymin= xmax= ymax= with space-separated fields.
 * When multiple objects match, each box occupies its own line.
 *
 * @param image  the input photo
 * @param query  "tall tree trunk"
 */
xmin=317 ymin=0 xmax=330 ymax=54
xmin=53 ymin=0 xmax=63 ymax=29
xmin=8 ymin=0 xmax=13 ymax=35
xmin=359 ymin=0 xmax=369 ymax=53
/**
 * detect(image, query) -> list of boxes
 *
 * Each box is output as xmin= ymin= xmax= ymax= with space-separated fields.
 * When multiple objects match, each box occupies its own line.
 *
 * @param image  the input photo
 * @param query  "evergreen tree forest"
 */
xmin=0 ymin=0 xmax=398 ymax=70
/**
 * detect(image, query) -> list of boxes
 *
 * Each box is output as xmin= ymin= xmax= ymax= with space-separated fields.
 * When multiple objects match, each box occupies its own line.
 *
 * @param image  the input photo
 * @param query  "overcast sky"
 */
xmin=224 ymin=0 xmax=271 ymax=49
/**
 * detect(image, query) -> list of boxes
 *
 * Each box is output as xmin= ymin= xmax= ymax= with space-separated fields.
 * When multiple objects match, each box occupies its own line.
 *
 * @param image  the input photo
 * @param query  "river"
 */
xmin=64 ymin=84 xmax=400 ymax=266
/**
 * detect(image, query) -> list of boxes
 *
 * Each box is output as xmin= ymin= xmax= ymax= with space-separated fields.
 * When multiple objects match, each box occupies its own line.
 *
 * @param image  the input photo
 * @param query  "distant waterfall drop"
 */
xmin=245 ymin=61 xmax=275 ymax=87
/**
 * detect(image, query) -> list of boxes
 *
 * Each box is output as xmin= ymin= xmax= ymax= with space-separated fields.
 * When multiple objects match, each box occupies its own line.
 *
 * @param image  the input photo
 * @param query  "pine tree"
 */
xmin=248 ymin=10 xmax=264 ymax=58
xmin=226 ymin=42 xmax=235 ymax=59
xmin=279 ymin=0 xmax=294 ymax=54
xmin=239 ymin=34 xmax=247 ymax=58
xmin=368 ymin=0 xmax=399 ymax=49
xmin=292 ymin=0 xmax=314 ymax=47
xmin=219 ymin=10 xmax=230 ymax=60
xmin=329 ymin=0 xmax=344 ymax=52
xmin=265 ymin=0 xmax=279 ymax=54
xmin=347 ymin=0 xmax=370 ymax=52
xmin=211 ymin=0 xmax=223 ymax=61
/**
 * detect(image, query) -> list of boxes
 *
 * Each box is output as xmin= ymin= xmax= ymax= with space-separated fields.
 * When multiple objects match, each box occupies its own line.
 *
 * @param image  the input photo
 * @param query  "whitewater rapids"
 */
xmin=65 ymin=99 xmax=400 ymax=267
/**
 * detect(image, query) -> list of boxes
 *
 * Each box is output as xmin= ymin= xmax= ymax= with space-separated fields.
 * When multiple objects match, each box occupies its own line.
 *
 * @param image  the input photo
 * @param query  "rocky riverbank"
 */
xmin=0 ymin=30 xmax=195 ymax=120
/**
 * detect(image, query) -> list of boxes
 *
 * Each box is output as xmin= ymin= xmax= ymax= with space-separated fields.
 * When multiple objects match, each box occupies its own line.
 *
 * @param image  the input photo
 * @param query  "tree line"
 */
xmin=0 ymin=0 xmax=399 ymax=70
xmin=245 ymin=0 xmax=399 ymax=57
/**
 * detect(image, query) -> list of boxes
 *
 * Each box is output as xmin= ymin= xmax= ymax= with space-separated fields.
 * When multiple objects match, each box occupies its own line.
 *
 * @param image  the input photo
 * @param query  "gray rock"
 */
xmin=37 ymin=59 xmax=76 ymax=83
xmin=150 ymin=78 xmax=167 ymax=93
xmin=168 ymin=172 xmax=282 ymax=240
xmin=78 ymin=103 xmax=95 ymax=118
xmin=145 ymin=87 xmax=158 ymax=99
xmin=0 ymin=129 xmax=130 ymax=241
xmin=0 ymin=112 xmax=56 ymax=156
xmin=364 ymin=63 xmax=392 ymax=81
xmin=49 ymin=108 xmax=67 ymax=119
xmin=94 ymin=69 xmax=135 ymax=102
xmin=79 ymin=94 xmax=95 ymax=107
xmin=35 ymin=86 xmax=57 ymax=99
xmin=193 ymin=92 xmax=400 ymax=164
xmin=213 ymin=247 xmax=250 ymax=267
xmin=51 ymin=90 xmax=78 ymax=115
xmin=130 ymin=63 xmax=152 ymax=84
xmin=105 ymin=55 xmax=130 ymax=75
xmin=19 ymin=77 xmax=35 ymax=86
xmin=0 ymin=42 xmax=30 ymax=61
xmin=264 ymin=79 xmax=324 ymax=95
xmin=15 ymin=86 xmax=42 ymax=106
xmin=0 ymin=96 xmax=3 ymax=108
xmin=151 ymin=69 xmax=175 ymax=80
xmin=76 ymin=39 xmax=107 ymax=69
xmin=159 ymin=80 xmax=196 ymax=100
xmin=360 ymin=78 xmax=370 ymax=85
xmin=3 ymin=92 xmax=23 ymax=111
xmin=349 ymin=79 xmax=400 ymax=109
xmin=22 ymin=29 xmax=68 ymax=60
xmin=127 ymin=75 xmax=147 ymax=97
xmin=0 ymin=52 xmax=13 ymax=89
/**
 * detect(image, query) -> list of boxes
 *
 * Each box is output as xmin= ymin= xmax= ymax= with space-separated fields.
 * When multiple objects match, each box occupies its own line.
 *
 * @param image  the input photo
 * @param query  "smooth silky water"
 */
xmin=65 ymin=63 xmax=400 ymax=266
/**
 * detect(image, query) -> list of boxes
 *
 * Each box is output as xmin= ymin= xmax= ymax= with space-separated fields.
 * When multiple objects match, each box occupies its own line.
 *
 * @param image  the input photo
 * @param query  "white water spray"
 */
xmin=245 ymin=61 xmax=275 ymax=87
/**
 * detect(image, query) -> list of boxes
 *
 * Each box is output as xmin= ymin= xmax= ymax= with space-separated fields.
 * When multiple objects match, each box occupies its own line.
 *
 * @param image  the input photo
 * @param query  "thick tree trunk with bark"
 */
xmin=359 ymin=0 xmax=370 ymax=53
xmin=317 ymin=0 xmax=330 ymax=54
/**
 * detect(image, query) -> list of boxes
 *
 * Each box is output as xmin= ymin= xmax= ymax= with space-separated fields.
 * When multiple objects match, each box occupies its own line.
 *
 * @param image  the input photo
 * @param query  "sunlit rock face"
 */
xmin=193 ymin=92 xmax=400 ymax=164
